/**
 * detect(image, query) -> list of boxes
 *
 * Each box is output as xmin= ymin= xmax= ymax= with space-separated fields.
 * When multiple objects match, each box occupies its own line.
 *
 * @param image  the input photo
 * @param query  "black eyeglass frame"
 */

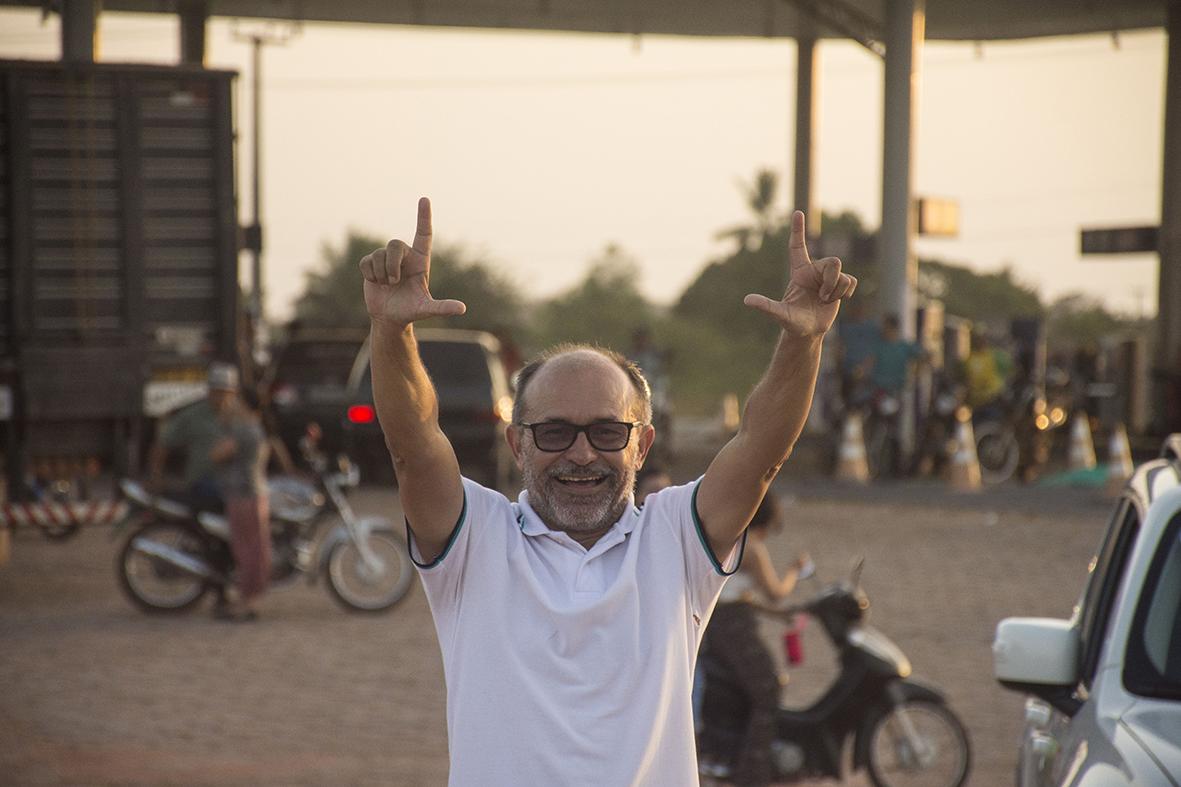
xmin=516 ymin=420 xmax=646 ymax=452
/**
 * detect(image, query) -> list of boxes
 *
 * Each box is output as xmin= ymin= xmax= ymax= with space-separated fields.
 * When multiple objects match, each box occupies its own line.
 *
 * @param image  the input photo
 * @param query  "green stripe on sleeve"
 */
xmin=691 ymin=480 xmax=746 ymax=576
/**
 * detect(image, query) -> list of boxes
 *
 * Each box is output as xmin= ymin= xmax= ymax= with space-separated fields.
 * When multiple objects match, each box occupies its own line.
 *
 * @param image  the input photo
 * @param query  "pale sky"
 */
xmin=0 ymin=10 xmax=1166 ymax=321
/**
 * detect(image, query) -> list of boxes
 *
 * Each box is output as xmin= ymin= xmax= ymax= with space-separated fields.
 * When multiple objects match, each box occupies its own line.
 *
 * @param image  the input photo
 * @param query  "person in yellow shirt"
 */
xmin=961 ymin=332 xmax=1013 ymax=411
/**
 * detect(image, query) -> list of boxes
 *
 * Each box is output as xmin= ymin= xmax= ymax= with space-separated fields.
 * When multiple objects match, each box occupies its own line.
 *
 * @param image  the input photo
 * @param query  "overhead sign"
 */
xmin=916 ymin=197 xmax=959 ymax=238
xmin=1080 ymin=225 xmax=1159 ymax=255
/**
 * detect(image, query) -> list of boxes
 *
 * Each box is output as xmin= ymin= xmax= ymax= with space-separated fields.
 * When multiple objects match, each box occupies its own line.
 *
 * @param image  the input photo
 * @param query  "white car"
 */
xmin=993 ymin=435 xmax=1181 ymax=787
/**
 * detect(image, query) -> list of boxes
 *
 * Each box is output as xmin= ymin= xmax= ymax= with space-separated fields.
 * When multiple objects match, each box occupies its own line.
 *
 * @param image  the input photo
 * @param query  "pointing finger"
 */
xmin=413 ymin=197 xmax=433 ymax=256
xmin=788 ymin=210 xmax=811 ymax=270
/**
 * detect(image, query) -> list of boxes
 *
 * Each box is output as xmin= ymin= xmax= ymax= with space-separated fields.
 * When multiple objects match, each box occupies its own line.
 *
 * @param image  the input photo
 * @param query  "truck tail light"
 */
xmin=347 ymin=404 xmax=376 ymax=424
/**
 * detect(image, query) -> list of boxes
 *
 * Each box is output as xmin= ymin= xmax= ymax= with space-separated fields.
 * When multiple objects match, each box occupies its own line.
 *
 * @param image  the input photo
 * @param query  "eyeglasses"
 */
xmin=517 ymin=421 xmax=644 ymax=452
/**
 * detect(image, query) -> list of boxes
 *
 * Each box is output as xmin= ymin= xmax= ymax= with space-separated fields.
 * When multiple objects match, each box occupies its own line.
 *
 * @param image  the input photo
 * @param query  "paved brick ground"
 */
xmin=0 ymin=475 xmax=1112 ymax=786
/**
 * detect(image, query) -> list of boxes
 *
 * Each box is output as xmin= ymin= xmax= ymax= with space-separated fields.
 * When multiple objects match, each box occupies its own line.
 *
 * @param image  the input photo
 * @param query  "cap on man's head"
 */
xmin=207 ymin=362 xmax=240 ymax=391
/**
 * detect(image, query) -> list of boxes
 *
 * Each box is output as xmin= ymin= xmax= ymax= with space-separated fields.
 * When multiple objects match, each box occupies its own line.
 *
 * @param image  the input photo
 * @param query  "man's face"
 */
xmin=208 ymin=388 xmax=236 ymax=414
xmin=508 ymin=352 xmax=654 ymax=535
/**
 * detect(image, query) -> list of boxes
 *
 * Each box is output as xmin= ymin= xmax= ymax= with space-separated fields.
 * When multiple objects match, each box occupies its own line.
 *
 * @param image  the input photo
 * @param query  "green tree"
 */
xmin=531 ymin=245 xmax=656 ymax=353
xmin=714 ymin=168 xmax=784 ymax=252
xmin=916 ymin=259 xmax=1043 ymax=323
xmin=1045 ymin=293 xmax=1136 ymax=348
xmin=291 ymin=231 xmax=382 ymax=331
xmin=290 ymin=230 xmax=529 ymax=343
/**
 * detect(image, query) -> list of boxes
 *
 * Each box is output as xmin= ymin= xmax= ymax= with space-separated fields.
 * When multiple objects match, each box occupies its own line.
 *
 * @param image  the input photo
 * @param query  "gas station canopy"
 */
xmin=3 ymin=0 xmax=1167 ymax=42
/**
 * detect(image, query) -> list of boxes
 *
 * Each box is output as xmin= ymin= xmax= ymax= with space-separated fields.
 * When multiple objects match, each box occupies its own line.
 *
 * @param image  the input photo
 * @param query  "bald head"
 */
xmin=512 ymin=344 xmax=652 ymax=426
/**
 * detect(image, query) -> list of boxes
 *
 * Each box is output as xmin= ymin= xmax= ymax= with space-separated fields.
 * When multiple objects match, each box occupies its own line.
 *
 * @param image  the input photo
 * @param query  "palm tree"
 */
xmin=714 ymin=168 xmax=782 ymax=251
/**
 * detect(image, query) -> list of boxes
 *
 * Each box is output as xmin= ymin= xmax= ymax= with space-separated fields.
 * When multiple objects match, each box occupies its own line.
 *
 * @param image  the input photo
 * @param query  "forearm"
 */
xmin=370 ymin=319 xmax=463 ymax=559
xmin=697 ymin=332 xmax=823 ymax=554
xmin=733 ymin=332 xmax=824 ymax=476
xmin=769 ymin=566 xmax=801 ymax=601
xmin=369 ymin=320 xmax=454 ymax=472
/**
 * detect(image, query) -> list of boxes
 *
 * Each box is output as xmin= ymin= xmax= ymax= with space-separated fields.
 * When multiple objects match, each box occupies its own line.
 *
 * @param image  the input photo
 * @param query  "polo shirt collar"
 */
xmin=515 ymin=490 xmax=641 ymax=541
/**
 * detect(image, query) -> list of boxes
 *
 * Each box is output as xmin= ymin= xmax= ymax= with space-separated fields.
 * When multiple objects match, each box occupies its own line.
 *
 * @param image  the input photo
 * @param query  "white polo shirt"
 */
xmin=410 ymin=476 xmax=742 ymax=787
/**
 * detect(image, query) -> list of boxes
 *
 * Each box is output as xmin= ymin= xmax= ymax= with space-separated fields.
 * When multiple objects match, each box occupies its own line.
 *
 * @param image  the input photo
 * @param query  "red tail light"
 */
xmin=347 ymin=404 xmax=376 ymax=424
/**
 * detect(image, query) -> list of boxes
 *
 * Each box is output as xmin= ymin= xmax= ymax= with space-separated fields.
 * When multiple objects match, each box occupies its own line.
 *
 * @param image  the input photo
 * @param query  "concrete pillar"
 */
xmin=793 ymin=35 xmax=819 ymax=228
xmin=61 ymin=0 xmax=100 ymax=63
xmin=179 ymin=1 xmax=208 ymax=65
xmin=879 ymin=0 xmax=925 ymax=337
xmin=1156 ymin=0 xmax=1181 ymax=434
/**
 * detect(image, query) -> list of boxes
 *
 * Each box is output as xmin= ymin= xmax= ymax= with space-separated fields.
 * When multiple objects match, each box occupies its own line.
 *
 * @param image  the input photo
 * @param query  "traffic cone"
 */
xmin=1068 ymin=413 xmax=1097 ymax=471
xmin=835 ymin=412 xmax=870 ymax=484
xmin=949 ymin=408 xmax=982 ymax=492
xmin=1105 ymin=423 xmax=1134 ymax=497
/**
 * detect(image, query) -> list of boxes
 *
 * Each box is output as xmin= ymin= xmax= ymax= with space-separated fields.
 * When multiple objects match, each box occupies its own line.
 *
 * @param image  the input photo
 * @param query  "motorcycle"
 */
xmin=973 ymin=383 xmax=1068 ymax=484
xmin=864 ymin=388 xmax=904 ymax=480
xmin=697 ymin=560 xmax=971 ymax=787
xmin=910 ymin=372 xmax=965 ymax=478
xmin=114 ymin=437 xmax=415 ymax=614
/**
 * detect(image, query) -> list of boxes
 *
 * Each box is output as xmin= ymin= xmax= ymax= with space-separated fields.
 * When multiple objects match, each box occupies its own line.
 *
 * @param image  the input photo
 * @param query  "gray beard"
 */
xmin=522 ymin=458 xmax=635 ymax=535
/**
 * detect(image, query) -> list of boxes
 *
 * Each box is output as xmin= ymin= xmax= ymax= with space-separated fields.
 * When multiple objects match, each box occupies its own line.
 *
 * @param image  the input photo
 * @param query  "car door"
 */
xmin=1032 ymin=499 xmax=1142 ymax=786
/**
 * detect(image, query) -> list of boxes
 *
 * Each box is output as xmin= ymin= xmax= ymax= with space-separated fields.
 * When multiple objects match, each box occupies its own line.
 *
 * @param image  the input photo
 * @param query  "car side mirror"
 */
xmin=993 ymin=617 xmax=1083 ymax=716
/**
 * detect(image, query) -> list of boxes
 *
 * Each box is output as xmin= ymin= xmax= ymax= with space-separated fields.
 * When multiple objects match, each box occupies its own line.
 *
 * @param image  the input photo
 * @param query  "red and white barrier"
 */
xmin=0 ymin=500 xmax=129 ymax=529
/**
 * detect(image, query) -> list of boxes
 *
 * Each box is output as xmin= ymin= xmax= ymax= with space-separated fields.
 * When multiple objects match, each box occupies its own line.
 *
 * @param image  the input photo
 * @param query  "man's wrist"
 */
xmin=369 ymin=315 xmax=414 ymax=335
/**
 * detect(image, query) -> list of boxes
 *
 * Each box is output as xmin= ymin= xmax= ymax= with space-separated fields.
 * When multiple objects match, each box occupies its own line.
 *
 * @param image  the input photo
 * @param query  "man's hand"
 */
xmin=359 ymin=197 xmax=467 ymax=327
xmin=743 ymin=211 xmax=857 ymax=336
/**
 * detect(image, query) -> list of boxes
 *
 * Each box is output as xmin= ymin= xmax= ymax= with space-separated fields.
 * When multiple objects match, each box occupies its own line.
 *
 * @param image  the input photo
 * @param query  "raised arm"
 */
xmin=696 ymin=211 xmax=856 ymax=558
xmin=359 ymin=198 xmax=467 ymax=562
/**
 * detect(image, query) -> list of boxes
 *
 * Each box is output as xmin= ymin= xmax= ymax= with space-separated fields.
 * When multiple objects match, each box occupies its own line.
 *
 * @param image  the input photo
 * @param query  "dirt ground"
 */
xmin=0 ymin=471 xmax=1114 ymax=786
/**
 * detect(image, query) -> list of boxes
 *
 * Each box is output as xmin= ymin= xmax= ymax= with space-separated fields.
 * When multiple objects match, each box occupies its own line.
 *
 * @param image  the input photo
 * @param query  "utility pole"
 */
xmin=231 ymin=24 xmax=297 ymax=334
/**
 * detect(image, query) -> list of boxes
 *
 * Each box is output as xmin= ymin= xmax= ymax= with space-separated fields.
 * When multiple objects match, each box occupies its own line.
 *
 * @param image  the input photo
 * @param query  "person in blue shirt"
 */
xmin=868 ymin=313 xmax=924 ymax=397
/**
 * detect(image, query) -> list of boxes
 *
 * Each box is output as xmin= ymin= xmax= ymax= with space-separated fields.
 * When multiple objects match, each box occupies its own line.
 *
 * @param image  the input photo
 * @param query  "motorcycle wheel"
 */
xmin=117 ymin=521 xmax=211 ymax=613
xmin=323 ymin=529 xmax=414 ymax=613
xmin=865 ymin=421 xmax=898 ymax=480
xmin=974 ymin=422 xmax=1019 ymax=484
xmin=864 ymin=699 xmax=970 ymax=787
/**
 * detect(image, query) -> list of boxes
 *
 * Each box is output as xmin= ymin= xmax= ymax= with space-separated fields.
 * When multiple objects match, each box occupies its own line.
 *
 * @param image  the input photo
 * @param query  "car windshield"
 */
xmin=358 ymin=340 xmax=493 ymax=397
xmin=1125 ymin=513 xmax=1181 ymax=699
xmin=276 ymin=340 xmax=361 ymax=389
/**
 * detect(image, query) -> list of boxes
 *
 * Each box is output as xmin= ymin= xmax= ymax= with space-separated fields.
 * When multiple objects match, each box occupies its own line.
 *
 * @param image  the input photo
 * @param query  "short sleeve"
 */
xmin=158 ymin=407 xmax=190 ymax=449
xmin=409 ymin=478 xmax=508 ymax=601
xmin=643 ymin=478 xmax=745 ymax=615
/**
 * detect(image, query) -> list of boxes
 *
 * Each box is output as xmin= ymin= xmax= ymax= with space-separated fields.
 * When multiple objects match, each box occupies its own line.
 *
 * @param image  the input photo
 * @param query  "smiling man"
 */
xmin=359 ymin=198 xmax=855 ymax=786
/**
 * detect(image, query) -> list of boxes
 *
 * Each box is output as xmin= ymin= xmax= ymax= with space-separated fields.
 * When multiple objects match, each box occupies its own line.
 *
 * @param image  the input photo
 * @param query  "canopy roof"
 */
xmin=0 ymin=0 xmax=1166 ymax=42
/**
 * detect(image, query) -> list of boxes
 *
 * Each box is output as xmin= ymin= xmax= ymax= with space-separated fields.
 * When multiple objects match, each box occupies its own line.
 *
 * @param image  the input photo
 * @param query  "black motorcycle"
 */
xmin=697 ymin=561 xmax=971 ymax=787
xmin=972 ymin=382 xmax=1068 ymax=484
xmin=863 ymin=388 xmax=905 ymax=480
xmin=910 ymin=372 xmax=965 ymax=478
xmin=114 ymin=439 xmax=415 ymax=614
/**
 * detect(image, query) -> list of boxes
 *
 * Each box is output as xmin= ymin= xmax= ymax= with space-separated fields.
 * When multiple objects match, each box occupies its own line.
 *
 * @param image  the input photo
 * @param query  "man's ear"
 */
xmin=505 ymin=424 xmax=526 ymax=469
xmin=635 ymin=424 xmax=656 ymax=466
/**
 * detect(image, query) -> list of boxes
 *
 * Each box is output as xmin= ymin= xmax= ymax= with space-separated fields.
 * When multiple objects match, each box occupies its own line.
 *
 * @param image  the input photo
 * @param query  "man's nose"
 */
xmin=564 ymin=431 xmax=599 ymax=464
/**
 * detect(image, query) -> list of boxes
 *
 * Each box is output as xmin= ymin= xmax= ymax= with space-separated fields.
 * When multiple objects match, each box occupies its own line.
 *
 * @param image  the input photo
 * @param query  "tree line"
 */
xmin=289 ymin=170 xmax=1146 ymax=414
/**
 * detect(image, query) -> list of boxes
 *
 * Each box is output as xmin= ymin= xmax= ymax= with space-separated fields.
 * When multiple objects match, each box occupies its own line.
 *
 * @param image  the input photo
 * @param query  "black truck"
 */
xmin=0 ymin=59 xmax=240 ymax=505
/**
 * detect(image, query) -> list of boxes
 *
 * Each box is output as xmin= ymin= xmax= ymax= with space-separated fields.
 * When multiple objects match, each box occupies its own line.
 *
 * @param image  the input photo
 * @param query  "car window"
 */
xmin=1125 ymin=511 xmax=1181 ymax=699
xmin=1078 ymin=500 xmax=1141 ymax=690
xmin=357 ymin=340 xmax=494 ymax=397
xmin=276 ymin=340 xmax=362 ymax=389
xmin=419 ymin=342 xmax=494 ymax=388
